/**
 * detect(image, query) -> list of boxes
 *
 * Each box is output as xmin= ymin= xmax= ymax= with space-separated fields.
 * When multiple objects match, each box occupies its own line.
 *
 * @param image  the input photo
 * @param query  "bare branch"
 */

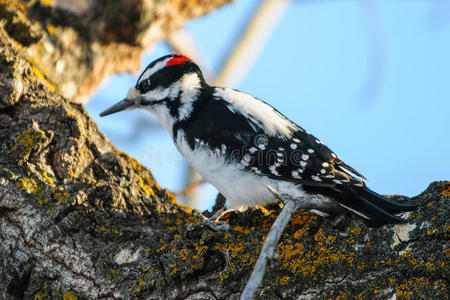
xmin=241 ymin=186 xmax=346 ymax=299
xmin=215 ymin=0 xmax=291 ymax=87
xmin=240 ymin=187 xmax=303 ymax=300
xmin=175 ymin=179 xmax=206 ymax=197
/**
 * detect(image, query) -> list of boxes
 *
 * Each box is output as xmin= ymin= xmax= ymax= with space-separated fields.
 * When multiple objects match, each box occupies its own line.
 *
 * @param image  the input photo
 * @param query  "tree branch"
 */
xmin=241 ymin=186 xmax=333 ymax=300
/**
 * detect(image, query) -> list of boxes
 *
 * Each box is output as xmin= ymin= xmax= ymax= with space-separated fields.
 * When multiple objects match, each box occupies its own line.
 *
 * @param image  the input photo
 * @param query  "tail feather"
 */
xmin=335 ymin=187 xmax=409 ymax=224
xmin=303 ymin=185 xmax=417 ymax=225
xmin=356 ymin=187 xmax=417 ymax=214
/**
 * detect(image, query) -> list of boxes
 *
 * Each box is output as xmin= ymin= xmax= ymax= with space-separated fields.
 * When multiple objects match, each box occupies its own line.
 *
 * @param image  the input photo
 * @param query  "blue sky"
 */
xmin=87 ymin=0 xmax=450 ymax=210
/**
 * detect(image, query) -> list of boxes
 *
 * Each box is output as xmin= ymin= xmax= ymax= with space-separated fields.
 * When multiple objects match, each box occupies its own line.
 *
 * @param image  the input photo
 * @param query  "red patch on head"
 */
xmin=166 ymin=54 xmax=190 ymax=66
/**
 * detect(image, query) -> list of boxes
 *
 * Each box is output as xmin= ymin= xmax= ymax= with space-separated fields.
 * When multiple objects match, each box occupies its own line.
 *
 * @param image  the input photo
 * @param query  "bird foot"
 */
xmin=187 ymin=217 xmax=232 ymax=232
xmin=187 ymin=205 xmax=233 ymax=231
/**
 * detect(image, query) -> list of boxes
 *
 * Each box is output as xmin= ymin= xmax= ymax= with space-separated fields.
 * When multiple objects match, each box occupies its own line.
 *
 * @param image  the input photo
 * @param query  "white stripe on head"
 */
xmin=143 ymin=86 xmax=171 ymax=101
xmin=178 ymin=73 xmax=201 ymax=120
xmin=138 ymin=58 xmax=171 ymax=84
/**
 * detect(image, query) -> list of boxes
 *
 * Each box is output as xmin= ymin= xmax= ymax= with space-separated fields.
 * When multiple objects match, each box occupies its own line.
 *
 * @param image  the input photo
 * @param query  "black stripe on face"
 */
xmin=136 ymin=63 xmax=205 ymax=94
xmin=140 ymin=91 xmax=182 ymax=120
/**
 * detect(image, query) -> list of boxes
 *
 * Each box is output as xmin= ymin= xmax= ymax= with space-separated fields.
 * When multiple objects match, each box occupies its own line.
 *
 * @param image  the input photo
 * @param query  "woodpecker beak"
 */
xmin=99 ymin=98 xmax=134 ymax=117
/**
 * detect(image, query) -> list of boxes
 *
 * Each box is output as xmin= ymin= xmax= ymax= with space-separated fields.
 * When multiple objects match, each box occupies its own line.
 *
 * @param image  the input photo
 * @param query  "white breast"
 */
xmin=174 ymin=131 xmax=307 ymax=209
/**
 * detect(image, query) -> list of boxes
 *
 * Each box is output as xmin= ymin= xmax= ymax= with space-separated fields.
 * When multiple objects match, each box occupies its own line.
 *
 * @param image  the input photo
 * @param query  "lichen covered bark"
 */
xmin=0 ymin=0 xmax=232 ymax=102
xmin=0 ymin=1 xmax=448 ymax=299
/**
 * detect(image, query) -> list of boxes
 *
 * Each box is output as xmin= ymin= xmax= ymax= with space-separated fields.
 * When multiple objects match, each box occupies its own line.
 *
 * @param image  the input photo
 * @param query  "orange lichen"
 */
xmin=259 ymin=206 xmax=271 ymax=216
xmin=168 ymin=264 xmax=179 ymax=275
xmin=293 ymin=228 xmax=306 ymax=239
xmin=314 ymin=228 xmax=324 ymax=243
xmin=40 ymin=0 xmax=53 ymax=7
xmin=233 ymin=226 xmax=250 ymax=235
xmin=440 ymin=185 xmax=450 ymax=197
xmin=118 ymin=151 xmax=144 ymax=173
xmin=46 ymin=24 xmax=55 ymax=34
xmin=213 ymin=231 xmax=261 ymax=282
xmin=395 ymin=277 xmax=432 ymax=300
xmin=443 ymin=248 xmax=450 ymax=257
xmin=350 ymin=227 xmax=362 ymax=235
xmin=290 ymin=213 xmax=317 ymax=227
xmin=277 ymin=224 xmax=365 ymax=279
xmin=325 ymin=235 xmax=336 ymax=245
xmin=279 ymin=276 xmax=289 ymax=286
xmin=62 ymin=291 xmax=77 ymax=300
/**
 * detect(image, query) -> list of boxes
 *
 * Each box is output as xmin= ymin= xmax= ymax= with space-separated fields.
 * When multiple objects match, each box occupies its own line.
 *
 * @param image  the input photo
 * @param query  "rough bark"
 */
xmin=0 ymin=0 xmax=232 ymax=102
xmin=0 ymin=2 xmax=449 ymax=299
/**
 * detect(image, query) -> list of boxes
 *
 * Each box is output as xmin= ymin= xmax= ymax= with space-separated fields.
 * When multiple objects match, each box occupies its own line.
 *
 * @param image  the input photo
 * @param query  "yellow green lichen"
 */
xmin=34 ymin=290 xmax=77 ymax=300
xmin=42 ymin=171 xmax=55 ymax=187
xmin=350 ymin=227 xmax=362 ymax=235
xmin=30 ymin=61 xmax=56 ymax=92
xmin=439 ymin=182 xmax=450 ymax=197
xmin=99 ymin=226 xmax=118 ymax=234
xmin=156 ymin=244 xmax=166 ymax=253
xmin=233 ymin=226 xmax=250 ymax=235
xmin=10 ymin=126 xmax=46 ymax=159
xmin=16 ymin=177 xmax=40 ymax=194
xmin=40 ymin=0 xmax=53 ymax=7
xmin=117 ymin=150 xmax=179 ymax=205
xmin=53 ymin=191 xmax=70 ymax=203
xmin=15 ymin=177 xmax=49 ymax=205
xmin=34 ymin=293 xmax=46 ymax=300
xmin=62 ymin=291 xmax=77 ymax=300
xmin=136 ymin=278 xmax=144 ymax=292
xmin=212 ymin=231 xmax=260 ymax=282
xmin=138 ymin=178 xmax=154 ymax=196
xmin=67 ymin=169 xmax=76 ymax=178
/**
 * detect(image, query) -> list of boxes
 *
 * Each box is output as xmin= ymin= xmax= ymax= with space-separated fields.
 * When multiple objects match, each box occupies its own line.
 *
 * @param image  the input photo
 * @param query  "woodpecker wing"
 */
xmin=179 ymin=88 xmax=363 ymax=187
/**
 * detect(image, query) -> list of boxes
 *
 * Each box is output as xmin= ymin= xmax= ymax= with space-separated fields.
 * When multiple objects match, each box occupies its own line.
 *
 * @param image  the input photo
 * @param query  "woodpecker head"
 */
xmin=100 ymin=54 xmax=206 ymax=129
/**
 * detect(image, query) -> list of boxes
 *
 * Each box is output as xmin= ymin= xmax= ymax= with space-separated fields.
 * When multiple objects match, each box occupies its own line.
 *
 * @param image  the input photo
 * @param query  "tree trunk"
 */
xmin=0 ymin=1 xmax=448 ymax=299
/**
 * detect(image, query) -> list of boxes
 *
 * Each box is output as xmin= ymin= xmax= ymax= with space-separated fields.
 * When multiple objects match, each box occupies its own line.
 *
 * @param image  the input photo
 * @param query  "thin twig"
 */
xmin=175 ymin=179 xmax=206 ymax=197
xmin=241 ymin=186 xmax=333 ymax=300
xmin=215 ymin=0 xmax=292 ymax=87
xmin=240 ymin=187 xmax=301 ymax=300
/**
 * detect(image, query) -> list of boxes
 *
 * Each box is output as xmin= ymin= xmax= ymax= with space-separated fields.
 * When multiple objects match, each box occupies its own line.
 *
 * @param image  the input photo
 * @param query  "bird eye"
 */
xmin=138 ymin=80 xmax=151 ymax=92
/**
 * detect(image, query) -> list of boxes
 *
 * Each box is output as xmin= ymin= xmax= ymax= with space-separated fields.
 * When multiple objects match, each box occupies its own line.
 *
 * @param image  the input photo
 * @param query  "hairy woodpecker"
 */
xmin=100 ymin=54 xmax=416 ymax=224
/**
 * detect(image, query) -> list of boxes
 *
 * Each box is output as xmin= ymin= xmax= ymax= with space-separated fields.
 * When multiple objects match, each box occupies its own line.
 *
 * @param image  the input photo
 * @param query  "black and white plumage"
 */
xmin=100 ymin=54 xmax=416 ymax=224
